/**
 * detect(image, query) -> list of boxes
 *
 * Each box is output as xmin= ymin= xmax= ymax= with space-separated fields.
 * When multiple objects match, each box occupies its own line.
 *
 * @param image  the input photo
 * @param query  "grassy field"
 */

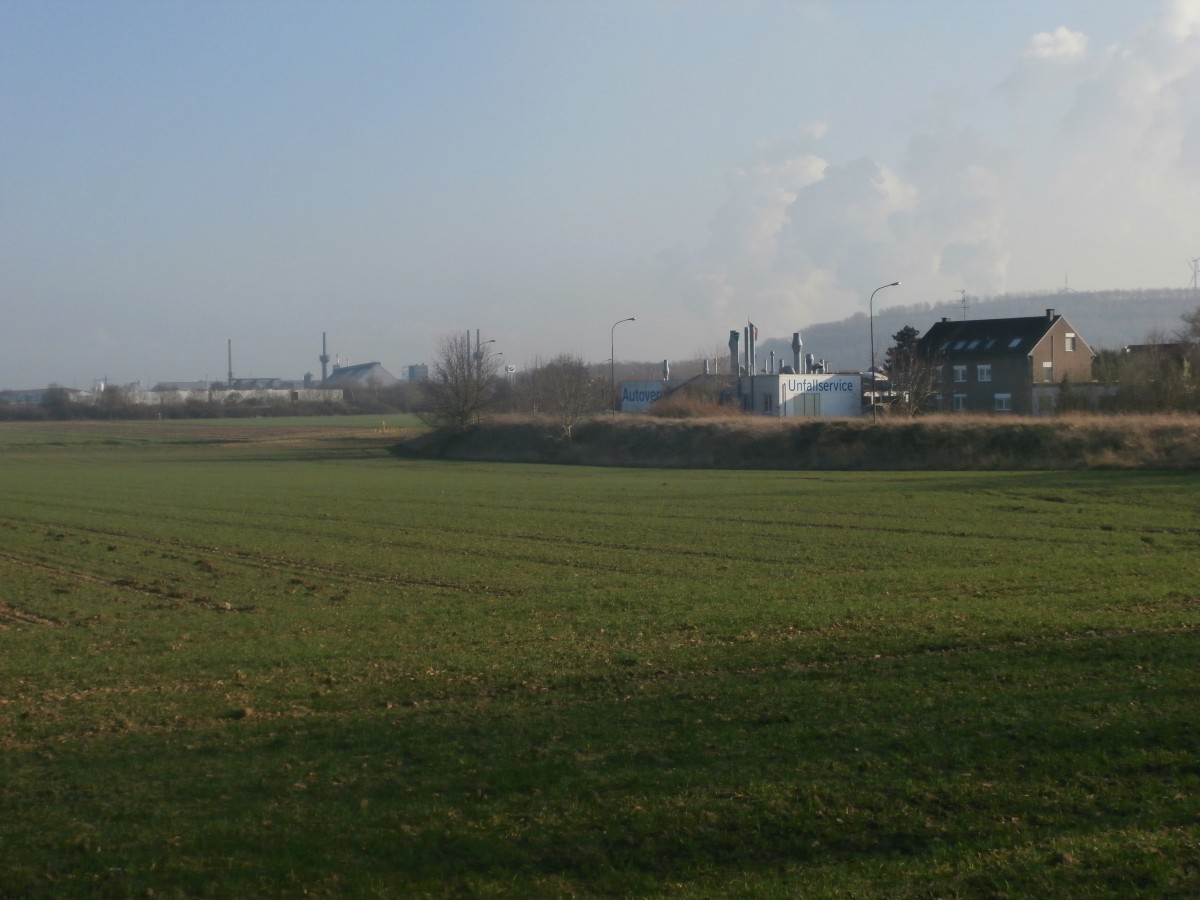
xmin=1 ymin=419 xmax=1197 ymax=897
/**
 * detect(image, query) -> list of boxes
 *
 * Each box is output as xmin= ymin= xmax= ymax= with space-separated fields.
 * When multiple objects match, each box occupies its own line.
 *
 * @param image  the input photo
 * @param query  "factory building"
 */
xmin=618 ymin=329 xmax=864 ymax=418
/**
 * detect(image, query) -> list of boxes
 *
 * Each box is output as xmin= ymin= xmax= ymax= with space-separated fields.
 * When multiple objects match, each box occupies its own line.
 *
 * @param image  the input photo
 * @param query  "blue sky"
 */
xmin=2 ymin=0 xmax=1197 ymax=388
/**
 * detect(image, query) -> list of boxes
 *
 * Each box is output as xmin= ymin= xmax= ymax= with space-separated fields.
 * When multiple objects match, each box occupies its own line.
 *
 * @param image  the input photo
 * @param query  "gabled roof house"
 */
xmin=917 ymin=308 xmax=1094 ymax=414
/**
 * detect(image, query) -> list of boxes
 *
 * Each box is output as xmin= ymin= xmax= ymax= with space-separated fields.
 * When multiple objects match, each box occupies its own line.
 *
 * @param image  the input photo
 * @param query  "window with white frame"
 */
xmin=995 ymin=393 xmax=1012 ymax=412
xmin=953 ymin=365 xmax=967 ymax=383
xmin=977 ymin=364 xmax=992 ymax=382
xmin=953 ymin=393 xmax=967 ymax=411
xmin=1065 ymin=333 xmax=1076 ymax=352
xmin=1042 ymin=361 xmax=1054 ymax=382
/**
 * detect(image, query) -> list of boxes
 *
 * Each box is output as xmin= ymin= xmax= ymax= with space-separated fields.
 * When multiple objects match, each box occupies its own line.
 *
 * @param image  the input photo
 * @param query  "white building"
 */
xmin=739 ymin=373 xmax=863 ymax=418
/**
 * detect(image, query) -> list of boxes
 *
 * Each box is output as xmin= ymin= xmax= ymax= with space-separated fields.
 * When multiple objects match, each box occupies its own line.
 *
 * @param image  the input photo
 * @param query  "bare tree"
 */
xmin=1179 ymin=306 xmax=1200 ymax=342
xmin=674 ymin=342 xmax=732 ymax=378
xmin=887 ymin=325 xmax=940 ymax=416
xmin=421 ymin=332 xmax=501 ymax=426
xmin=1116 ymin=326 xmax=1197 ymax=412
xmin=524 ymin=353 xmax=604 ymax=438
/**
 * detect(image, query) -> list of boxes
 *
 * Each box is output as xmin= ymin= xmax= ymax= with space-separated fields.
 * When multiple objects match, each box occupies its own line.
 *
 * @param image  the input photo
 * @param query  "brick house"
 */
xmin=917 ymin=309 xmax=1094 ymax=414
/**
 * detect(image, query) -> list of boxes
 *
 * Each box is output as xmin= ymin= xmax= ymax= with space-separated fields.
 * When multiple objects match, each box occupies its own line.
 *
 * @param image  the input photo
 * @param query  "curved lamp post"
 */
xmin=869 ymin=281 xmax=900 ymax=422
xmin=611 ymin=317 xmax=636 ymax=415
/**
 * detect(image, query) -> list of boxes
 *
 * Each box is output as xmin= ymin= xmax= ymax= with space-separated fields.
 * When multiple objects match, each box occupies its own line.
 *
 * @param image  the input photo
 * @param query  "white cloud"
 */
xmin=1024 ymin=26 xmax=1089 ymax=61
xmin=661 ymin=0 xmax=1200 ymax=331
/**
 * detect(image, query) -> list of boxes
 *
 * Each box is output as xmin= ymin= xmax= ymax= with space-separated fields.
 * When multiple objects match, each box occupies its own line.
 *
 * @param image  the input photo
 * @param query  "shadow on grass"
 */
xmin=3 ymin=631 xmax=1198 ymax=896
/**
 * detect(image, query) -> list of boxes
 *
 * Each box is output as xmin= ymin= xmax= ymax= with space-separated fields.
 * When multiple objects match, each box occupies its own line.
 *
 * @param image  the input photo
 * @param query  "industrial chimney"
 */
xmin=791 ymin=332 xmax=803 ymax=374
xmin=320 ymin=332 xmax=330 ymax=383
xmin=728 ymin=330 xmax=740 ymax=376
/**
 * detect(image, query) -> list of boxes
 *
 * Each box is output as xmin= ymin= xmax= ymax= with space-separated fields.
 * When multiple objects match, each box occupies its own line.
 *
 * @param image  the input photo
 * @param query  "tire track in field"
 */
xmin=0 ymin=520 xmax=518 ymax=599
xmin=0 ymin=597 xmax=63 ymax=628
xmin=0 ymin=550 xmax=253 ymax=614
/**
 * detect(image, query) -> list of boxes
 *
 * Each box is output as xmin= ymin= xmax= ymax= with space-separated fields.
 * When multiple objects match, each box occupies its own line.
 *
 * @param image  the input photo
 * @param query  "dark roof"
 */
xmin=1123 ymin=341 xmax=1193 ymax=356
xmin=324 ymin=362 xmax=398 ymax=387
xmin=917 ymin=314 xmax=1064 ymax=359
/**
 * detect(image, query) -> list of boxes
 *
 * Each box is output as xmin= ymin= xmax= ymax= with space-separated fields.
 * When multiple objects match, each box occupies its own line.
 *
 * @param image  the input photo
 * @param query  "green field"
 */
xmin=1 ymin=420 xmax=1197 ymax=897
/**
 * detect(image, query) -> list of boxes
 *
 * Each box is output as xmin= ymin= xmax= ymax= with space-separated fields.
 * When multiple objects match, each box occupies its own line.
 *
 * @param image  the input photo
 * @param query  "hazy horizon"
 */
xmin=3 ymin=1 xmax=1198 ymax=389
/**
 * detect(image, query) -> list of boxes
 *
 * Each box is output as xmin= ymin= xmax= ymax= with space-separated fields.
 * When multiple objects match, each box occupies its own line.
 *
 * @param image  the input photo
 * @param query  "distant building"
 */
xmin=406 ymin=364 xmax=429 ymax=382
xmin=323 ymin=362 xmax=398 ymax=389
xmin=918 ymin=308 xmax=1095 ymax=414
xmin=0 ymin=387 xmax=90 ymax=406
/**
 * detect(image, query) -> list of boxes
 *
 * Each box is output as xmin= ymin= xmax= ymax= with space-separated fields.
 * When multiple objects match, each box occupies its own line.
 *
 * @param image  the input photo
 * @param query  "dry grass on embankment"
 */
xmin=398 ymin=413 xmax=1200 ymax=470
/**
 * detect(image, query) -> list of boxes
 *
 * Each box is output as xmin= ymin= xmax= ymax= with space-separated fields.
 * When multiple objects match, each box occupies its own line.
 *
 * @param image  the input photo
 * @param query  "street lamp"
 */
xmin=474 ymin=337 xmax=495 ymax=372
xmin=610 ymin=317 xmax=635 ymax=415
xmin=869 ymin=281 xmax=900 ymax=422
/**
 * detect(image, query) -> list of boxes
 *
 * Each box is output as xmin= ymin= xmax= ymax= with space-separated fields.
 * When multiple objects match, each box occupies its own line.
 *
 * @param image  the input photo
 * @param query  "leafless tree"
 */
xmin=1115 ymin=326 xmax=1197 ymax=412
xmin=888 ymin=326 xmax=941 ymax=416
xmin=421 ymin=332 xmax=501 ymax=426
xmin=523 ymin=353 xmax=605 ymax=438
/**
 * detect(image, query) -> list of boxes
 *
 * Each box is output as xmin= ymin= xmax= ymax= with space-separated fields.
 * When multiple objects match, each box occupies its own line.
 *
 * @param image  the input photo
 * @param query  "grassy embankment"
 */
xmin=404 ymin=412 xmax=1200 ymax=470
xmin=0 ymin=418 xmax=1197 ymax=897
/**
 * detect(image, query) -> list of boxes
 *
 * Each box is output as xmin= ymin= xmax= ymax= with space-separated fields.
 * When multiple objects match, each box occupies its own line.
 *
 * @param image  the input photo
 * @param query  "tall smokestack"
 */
xmin=791 ymin=332 xmax=803 ymax=374
xmin=729 ymin=330 xmax=740 ymax=375
xmin=227 ymin=339 xmax=233 ymax=386
xmin=320 ymin=332 xmax=330 ymax=383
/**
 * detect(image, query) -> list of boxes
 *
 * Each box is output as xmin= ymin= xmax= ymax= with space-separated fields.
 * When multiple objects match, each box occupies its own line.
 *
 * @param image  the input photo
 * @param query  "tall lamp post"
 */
xmin=610 ymin=317 xmax=635 ymax=415
xmin=869 ymin=281 xmax=900 ymax=422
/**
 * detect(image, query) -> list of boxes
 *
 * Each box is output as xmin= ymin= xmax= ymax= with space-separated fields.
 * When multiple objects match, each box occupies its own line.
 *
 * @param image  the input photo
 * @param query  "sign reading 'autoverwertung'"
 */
xmin=620 ymin=381 xmax=666 ymax=412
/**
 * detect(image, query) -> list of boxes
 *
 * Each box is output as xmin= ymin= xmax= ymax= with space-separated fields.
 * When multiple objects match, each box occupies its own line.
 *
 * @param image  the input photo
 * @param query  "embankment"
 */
xmin=397 ymin=415 xmax=1200 ymax=470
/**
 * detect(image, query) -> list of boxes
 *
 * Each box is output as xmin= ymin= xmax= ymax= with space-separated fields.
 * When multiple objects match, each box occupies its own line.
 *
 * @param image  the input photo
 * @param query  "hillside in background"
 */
xmin=756 ymin=288 xmax=1199 ymax=374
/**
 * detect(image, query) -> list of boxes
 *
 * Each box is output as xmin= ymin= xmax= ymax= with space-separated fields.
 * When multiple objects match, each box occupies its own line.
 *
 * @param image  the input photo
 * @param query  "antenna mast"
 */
xmin=1189 ymin=257 xmax=1200 ymax=291
xmin=957 ymin=289 xmax=967 ymax=320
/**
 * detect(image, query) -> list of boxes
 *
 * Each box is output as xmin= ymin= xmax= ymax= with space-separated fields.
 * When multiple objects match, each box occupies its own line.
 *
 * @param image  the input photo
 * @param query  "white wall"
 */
xmin=741 ymin=374 xmax=863 ymax=418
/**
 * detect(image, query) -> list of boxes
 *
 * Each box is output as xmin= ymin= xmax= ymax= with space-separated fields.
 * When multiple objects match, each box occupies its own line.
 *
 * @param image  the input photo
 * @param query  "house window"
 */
xmin=1008 ymin=337 xmax=1023 ymax=349
xmin=995 ymin=393 xmax=1012 ymax=412
xmin=1042 ymin=361 xmax=1054 ymax=382
xmin=1065 ymin=333 xmax=1076 ymax=352
xmin=953 ymin=394 xmax=967 ymax=411
xmin=977 ymin=364 xmax=992 ymax=382
xmin=953 ymin=365 xmax=967 ymax=383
